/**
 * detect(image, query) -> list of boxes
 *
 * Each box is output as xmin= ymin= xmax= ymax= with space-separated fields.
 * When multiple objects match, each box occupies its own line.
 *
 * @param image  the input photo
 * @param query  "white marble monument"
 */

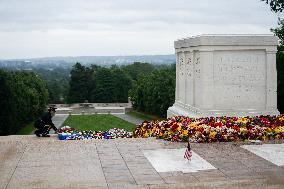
xmin=167 ymin=34 xmax=280 ymax=117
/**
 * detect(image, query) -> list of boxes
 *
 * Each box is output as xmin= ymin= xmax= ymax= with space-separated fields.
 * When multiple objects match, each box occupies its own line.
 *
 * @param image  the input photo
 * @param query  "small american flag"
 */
xmin=184 ymin=141 xmax=192 ymax=161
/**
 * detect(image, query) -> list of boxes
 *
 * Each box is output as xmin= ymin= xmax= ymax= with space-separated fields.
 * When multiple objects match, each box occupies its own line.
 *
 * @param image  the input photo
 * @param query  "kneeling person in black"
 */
xmin=34 ymin=107 xmax=58 ymax=137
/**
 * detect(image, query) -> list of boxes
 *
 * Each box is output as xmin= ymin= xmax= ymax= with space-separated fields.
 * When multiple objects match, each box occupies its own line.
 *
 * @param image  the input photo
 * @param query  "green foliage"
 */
xmin=271 ymin=18 xmax=284 ymax=46
xmin=67 ymin=63 xmax=92 ymax=103
xmin=277 ymin=46 xmax=284 ymax=113
xmin=129 ymin=65 xmax=176 ymax=117
xmin=16 ymin=122 xmax=35 ymax=135
xmin=264 ymin=0 xmax=284 ymax=113
xmin=26 ymin=67 xmax=70 ymax=104
xmin=270 ymin=17 xmax=284 ymax=113
xmin=67 ymin=62 xmax=175 ymax=115
xmin=63 ymin=115 xmax=136 ymax=131
xmin=121 ymin=62 xmax=155 ymax=81
xmin=262 ymin=0 xmax=284 ymax=12
xmin=67 ymin=63 xmax=132 ymax=103
xmin=0 ymin=70 xmax=13 ymax=135
xmin=93 ymin=68 xmax=115 ymax=102
xmin=110 ymin=67 xmax=132 ymax=102
xmin=0 ymin=70 xmax=48 ymax=135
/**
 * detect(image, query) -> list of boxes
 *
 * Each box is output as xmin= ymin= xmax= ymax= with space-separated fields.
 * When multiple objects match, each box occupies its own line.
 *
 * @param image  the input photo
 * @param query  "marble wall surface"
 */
xmin=167 ymin=35 xmax=279 ymax=117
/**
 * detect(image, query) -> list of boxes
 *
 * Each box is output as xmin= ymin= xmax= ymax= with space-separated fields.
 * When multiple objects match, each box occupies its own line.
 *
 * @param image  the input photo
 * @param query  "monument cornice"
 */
xmin=175 ymin=46 xmax=277 ymax=53
xmin=174 ymin=34 xmax=278 ymax=49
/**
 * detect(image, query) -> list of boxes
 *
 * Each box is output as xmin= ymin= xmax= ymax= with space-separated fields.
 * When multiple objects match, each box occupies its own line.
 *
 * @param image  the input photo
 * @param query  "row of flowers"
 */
xmin=133 ymin=115 xmax=284 ymax=142
xmin=58 ymin=126 xmax=133 ymax=140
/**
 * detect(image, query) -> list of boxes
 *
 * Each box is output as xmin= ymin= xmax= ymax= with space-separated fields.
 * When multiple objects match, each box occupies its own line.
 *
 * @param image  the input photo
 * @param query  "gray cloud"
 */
xmin=0 ymin=0 xmax=282 ymax=58
xmin=0 ymin=0 xmax=280 ymax=30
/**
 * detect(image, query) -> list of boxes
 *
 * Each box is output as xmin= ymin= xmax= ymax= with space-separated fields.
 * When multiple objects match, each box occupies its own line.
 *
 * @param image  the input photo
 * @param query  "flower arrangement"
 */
xmin=133 ymin=115 xmax=284 ymax=142
xmin=57 ymin=126 xmax=74 ymax=133
xmin=58 ymin=127 xmax=133 ymax=140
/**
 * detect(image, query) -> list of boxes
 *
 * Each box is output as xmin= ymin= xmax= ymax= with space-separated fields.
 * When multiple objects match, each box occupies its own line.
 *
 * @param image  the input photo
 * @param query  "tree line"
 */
xmin=34 ymin=67 xmax=70 ymax=104
xmin=66 ymin=62 xmax=176 ymax=114
xmin=0 ymin=70 xmax=48 ymax=135
xmin=67 ymin=62 xmax=156 ymax=103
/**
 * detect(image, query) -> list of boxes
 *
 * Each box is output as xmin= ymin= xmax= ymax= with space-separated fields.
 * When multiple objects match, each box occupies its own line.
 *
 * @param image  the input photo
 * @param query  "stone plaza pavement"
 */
xmin=0 ymin=135 xmax=284 ymax=189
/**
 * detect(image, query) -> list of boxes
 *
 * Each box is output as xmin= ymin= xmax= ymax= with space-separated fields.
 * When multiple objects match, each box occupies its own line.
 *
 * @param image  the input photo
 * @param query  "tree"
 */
xmin=68 ymin=63 xmax=134 ymax=103
xmin=272 ymin=19 xmax=284 ymax=114
xmin=273 ymin=20 xmax=284 ymax=113
xmin=0 ymin=70 xmax=14 ymax=134
xmin=263 ymin=0 xmax=284 ymax=113
xmin=46 ymin=80 xmax=61 ymax=103
xmin=129 ymin=65 xmax=176 ymax=117
xmin=122 ymin=62 xmax=154 ymax=81
xmin=93 ymin=68 xmax=115 ymax=102
xmin=271 ymin=18 xmax=284 ymax=45
xmin=110 ymin=67 xmax=132 ymax=102
xmin=67 ymin=63 xmax=93 ymax=103
xmin=0 ymin=70 xmax=48 ymax=135
xmin=34 ymin=67 xmax=70 ymax=103
xmin=262 ymin=0 xmax=284 ymax=12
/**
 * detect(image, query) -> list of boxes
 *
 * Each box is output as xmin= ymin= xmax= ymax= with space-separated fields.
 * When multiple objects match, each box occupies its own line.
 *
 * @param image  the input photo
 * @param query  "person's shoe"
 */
xmin=34 ymin=130 xmax=41 ymax=137
xmin=42 ymin=134 xmax=50 ymax=137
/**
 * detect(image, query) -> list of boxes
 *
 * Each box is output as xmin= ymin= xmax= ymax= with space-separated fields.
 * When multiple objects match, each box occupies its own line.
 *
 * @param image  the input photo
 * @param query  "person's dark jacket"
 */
xmin=39 ymin=112 xmax=57 ymax=131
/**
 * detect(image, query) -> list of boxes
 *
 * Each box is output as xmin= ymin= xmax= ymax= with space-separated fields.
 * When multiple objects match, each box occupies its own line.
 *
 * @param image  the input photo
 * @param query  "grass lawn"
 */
xmin=127 ymin=110 xmax=161 ymax=121
xmin=63 ymin=114 xmax=136 ymax=131
xmin=16 ymin=122 xmax=34 ymax=135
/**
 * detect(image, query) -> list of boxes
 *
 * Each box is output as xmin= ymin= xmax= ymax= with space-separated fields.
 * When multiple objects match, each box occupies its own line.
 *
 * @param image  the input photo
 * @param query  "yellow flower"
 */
xmin=266 ymin=128 xmax=272 ymax=133
xmin=240 ymin=127 xmax=248 ymax=134
xmin=209 ymin=131 xmax=216 ymax=139
xmin=183 ymin=130 xmax=188 ymax=136
xmin=274 ymin=128 xmax=280 ymax=134
xmin=190 ymin=123 xmax=197 ymax=128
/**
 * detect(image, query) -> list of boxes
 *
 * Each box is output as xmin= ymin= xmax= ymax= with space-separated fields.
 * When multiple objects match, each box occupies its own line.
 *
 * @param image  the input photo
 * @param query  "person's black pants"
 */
xmin=35 ymin=125 xmax=51 ymax=135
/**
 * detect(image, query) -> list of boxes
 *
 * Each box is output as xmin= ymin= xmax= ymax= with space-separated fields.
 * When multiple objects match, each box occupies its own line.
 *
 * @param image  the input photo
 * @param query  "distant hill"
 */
xmin=0 ymin=55 xmax=175 ymax=70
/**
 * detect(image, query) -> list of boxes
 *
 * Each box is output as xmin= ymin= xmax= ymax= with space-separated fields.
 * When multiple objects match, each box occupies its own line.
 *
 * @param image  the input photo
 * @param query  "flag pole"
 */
xmin=184 ymin=138 xmax=192 ymax=162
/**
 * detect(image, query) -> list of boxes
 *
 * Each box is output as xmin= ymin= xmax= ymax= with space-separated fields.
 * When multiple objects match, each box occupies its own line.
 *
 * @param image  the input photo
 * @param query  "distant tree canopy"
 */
xmin=262 ymin=0 xmax=284 ymax=12
xmin=129 ymin=64 xmax=176 ymax=117
xmin=0 ymin=70 xmax=48 ymax=135
xmin=67 ymin=63 xmax=134 ymax=103
xmin=121 ymin=62 xmax=155 ymax=81
xmin=67 ymin=62 xmax=174 ymax=115
xmin=34 ymin=68 xmax=70 ymax=104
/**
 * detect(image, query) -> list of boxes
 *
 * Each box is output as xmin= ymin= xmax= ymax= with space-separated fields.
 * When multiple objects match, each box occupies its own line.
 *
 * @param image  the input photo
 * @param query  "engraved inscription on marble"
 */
xmin=179 ymin=52 xmax=184 ymax=76
xmin=185 ymin=52 xmax=194 ymax=105
xmin=213 ymin=50 xmax=266 ymax=110
xmin=195 ymin=52 xmax=201 ymax=79
xmin=178 ymin=52 xmax=186 ymax=103
xmin=185 ymin=52 xmax=192 ymax=77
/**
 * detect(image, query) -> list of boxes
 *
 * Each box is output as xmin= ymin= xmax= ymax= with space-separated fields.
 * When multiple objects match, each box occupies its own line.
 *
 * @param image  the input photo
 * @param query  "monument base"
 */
xmin=167 ymin=103 xmax=280 ymax=118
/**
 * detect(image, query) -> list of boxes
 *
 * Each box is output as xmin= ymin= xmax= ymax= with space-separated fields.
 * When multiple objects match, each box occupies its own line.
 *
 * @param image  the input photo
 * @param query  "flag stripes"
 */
xmin=184 ymin=148 xmax=192 ymax=161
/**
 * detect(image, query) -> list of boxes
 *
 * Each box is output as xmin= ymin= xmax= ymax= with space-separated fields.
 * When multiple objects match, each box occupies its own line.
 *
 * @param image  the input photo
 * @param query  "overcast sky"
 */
xmin=0 ymin=0 xmax=282 ymax=59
